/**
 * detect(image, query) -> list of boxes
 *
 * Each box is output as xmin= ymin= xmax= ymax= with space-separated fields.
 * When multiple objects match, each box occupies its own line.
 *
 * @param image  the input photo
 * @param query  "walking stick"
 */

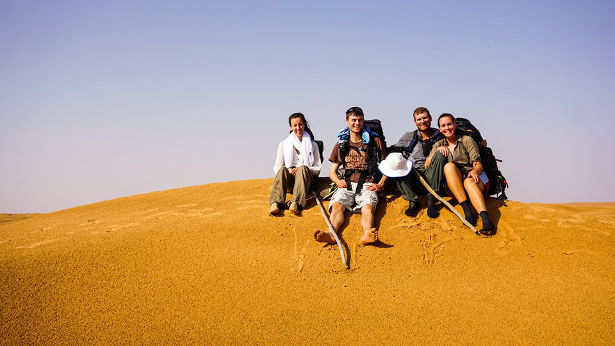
xmin=313 ymin=192 xmax=349 ymax=268
xmin=414 ymin=170 xmax=482 ymax=236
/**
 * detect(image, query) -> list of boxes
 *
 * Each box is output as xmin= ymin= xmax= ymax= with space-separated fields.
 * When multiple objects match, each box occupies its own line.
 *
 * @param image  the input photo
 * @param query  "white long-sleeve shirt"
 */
xmin=272 ymin=140 xmax=322 ymax=176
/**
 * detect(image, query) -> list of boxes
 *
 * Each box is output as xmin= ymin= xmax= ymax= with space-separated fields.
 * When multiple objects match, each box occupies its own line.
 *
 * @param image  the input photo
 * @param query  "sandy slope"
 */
xmin=1 ymin=179 xmax=614 ymax=344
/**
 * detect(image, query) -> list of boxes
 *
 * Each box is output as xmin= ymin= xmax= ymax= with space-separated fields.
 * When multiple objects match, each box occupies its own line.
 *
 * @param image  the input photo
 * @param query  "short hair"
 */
xmin=413 ymin=107 xmax=431 ymax=120
xmin=345 ymin=106 xmax=364 ymax=119
xmin=437 ymin=113 xmax=455 ymax=126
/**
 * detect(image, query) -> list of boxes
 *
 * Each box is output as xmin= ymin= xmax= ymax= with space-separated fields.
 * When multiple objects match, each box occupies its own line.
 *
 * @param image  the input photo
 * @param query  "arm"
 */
xmin=329 ymin=162 xmax=347 ymax=188
xmin=273 ymin=142 xmax=284 ymax=175
xmin=366 ymin=175 xmax=387 ymax=191
xmin=425 ymin=143 xmax=449 ymax=168
xmin=467 ymin=161 xmax=484 ymax=183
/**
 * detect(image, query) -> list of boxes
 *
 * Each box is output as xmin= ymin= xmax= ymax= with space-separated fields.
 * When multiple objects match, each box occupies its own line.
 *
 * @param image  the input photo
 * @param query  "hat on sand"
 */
xmin=378 ymin=153 xmax=412 ymax=178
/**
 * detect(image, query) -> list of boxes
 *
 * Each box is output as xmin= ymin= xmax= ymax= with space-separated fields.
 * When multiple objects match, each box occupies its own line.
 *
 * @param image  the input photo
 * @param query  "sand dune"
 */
xmin=1 ymin=179 xmax=614 ymax=344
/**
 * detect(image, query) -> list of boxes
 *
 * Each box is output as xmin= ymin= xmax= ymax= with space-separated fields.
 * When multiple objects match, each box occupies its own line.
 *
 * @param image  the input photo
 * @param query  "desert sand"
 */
xmin=1 ymin=179 xmax=614 ymax=344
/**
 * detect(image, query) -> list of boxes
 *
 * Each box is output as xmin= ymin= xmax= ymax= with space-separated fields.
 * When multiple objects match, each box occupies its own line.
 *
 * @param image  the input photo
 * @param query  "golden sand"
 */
xmin=1 ymin=179 xmax=614 ymax=344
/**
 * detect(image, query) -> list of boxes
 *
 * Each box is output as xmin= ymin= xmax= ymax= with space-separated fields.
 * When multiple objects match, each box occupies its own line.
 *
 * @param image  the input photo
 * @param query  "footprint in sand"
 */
xmin=175 ymin=203 xmax=198 ymax=208
xmin=437 ymin=218 xmax=454 ymax=233
xmin=221 ymin=196 xmax=252 ymax=201
xmin=556 ymin=215 xmax=585 ymax=228
xmin=143 ymin=211 xmax=172 ymax=220
xmin=291 ymin=228 xmax=309 ymax=274
xmin=199 ymin=212 xmax=223 ymax=218
xmin=562 ymin=249 xmax=597 ymax=256
xmin=598 ymin=219 xmax=615 ymax=229
xmin=79 ymin=219 xmax=102 ymax=226
xmin=420 ymin=233 xmax=449 ymax=266
xmin=180 ymin=208 xmax=214 ymax=217
xmin=138 ymin=208 xmax=158 ymax=214
xmin=495 ymin=220 xmax=523 ymax=256
xmin=16 ymin=239 xmax=56 ymax=249
xmin=107 ymin=223 xmax=140 ymax=232
xmin=236 ymin=205 xmax=262 ymax=210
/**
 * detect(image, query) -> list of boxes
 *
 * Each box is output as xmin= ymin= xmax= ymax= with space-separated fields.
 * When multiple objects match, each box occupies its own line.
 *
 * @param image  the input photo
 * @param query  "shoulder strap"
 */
xmin=406 ymin=130 xmax=420 ymax=155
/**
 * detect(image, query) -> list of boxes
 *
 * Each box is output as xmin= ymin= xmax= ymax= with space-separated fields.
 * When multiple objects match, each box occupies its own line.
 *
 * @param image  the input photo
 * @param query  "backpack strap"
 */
xmin=405 ymin=130 xmax=420 ymax=158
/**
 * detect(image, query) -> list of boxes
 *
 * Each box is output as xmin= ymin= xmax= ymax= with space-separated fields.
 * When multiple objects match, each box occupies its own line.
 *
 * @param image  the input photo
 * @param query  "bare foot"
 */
xmin=358 ymin=228 xmax=378 ymax=245
xmin=314 ymin=230 xmax=337 ymax=244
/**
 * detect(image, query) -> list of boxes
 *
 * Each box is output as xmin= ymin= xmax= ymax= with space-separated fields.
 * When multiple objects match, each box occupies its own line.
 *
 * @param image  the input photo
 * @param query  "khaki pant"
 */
xmin=269 ymin=166 xmax=314 ymax=207
xmin=396 ymin=151 xmax=446 ymax=202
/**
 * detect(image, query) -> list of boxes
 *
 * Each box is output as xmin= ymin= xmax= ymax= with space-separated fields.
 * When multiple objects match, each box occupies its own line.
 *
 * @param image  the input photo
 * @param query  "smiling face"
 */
xmin=414 ymin=111 xmax=431 ymax=132
xmin=438 ymin=115 xmax=457 ymax=139
xmin=345 ymin=113 xmax=364 ymax=135
xmin=290 ymin=117 xmax=305 ymax=140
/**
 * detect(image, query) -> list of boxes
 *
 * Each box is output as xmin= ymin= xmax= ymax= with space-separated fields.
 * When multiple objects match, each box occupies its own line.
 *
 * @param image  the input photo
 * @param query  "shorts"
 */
xmin=329 ymin=182 xmax=379 ymax=214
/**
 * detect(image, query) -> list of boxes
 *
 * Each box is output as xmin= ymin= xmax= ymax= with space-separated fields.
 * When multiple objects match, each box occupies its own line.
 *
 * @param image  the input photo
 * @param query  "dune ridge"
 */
xmin=1 ymin=179 xmax=614 ymax=344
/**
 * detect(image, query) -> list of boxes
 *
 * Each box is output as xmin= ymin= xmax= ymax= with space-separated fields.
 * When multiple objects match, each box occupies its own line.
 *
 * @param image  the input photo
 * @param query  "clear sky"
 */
xmin=1 ymin=0 xmax=614 ymax=213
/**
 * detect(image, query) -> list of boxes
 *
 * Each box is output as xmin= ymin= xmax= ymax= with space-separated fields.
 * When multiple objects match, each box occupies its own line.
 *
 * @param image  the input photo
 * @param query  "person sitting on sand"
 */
xmin=390 ymin=106 xmax=446 ymax=218
xmin=425 ymin=113 xmax=496 ymax=236
xmin=314 ymin=107 xmax=387 ymax=245
xmin=269 ymin=113 xmax=322 ymax=215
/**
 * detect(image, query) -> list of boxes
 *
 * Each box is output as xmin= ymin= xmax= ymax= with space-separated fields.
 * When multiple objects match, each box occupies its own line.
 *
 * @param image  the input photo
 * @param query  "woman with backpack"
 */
xmin=269 ymin=113 xmax=322 ymax=215
xmin=425 ymin=113 xmax=496 ymax=236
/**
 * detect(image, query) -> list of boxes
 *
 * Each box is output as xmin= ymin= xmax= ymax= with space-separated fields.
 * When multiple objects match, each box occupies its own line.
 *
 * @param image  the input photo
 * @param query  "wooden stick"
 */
xmin=414 ymin=171 xmax=482 ymax=236
xmin=313 ymin=192 xmax=349 ymax=268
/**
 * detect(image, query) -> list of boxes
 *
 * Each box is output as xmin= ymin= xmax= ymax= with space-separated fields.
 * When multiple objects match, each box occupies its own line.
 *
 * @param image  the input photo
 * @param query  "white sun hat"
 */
xmin=378 ymin=153 xmax=412 ymax=177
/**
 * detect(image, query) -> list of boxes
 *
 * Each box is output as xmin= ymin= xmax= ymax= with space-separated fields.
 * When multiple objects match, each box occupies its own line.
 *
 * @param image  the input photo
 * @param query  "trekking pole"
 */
xmin=312 ymin=192 xmax=349 ymax=268
xmin=414 ymin=171 xmax=482 ymax=236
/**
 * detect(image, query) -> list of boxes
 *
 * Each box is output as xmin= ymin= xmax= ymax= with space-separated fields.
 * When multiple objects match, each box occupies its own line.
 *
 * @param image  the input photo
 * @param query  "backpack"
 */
xmin=337 ymin=119 xmax=386 ymax=194
xmin=455 ymin=117 xmax=509 ymax=201
xmin=314 ymin=140 xmax=324 ymax=164
xmin=404 ymin=129 xmax=444 ymax=159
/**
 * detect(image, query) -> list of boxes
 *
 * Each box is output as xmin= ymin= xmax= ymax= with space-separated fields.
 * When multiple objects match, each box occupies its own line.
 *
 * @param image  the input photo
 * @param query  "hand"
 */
xmin=437 ymin=146 xmax=450 ymax=157
xmin=335 ymin=179 xmax=347 ymax=188
xmin=366 ymin=182 xmax=384 ymax=192
xmin=467 ymin=170 xmax=480 ymax=184
xmin=288 ymin=167 xmax=298 ymax=175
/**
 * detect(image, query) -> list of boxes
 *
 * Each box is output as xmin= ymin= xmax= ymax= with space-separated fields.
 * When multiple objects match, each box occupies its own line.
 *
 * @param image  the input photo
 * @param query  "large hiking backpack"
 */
xmin=455 ymin=117 xmax=509 ymax=200
xmin=336 ymin=119 xmax=387 ymax=194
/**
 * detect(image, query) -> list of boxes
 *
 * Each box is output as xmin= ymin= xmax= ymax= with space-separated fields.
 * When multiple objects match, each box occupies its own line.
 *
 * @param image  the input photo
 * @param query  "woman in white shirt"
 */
xmin=269 ymin=113 xmax=322 ymax=215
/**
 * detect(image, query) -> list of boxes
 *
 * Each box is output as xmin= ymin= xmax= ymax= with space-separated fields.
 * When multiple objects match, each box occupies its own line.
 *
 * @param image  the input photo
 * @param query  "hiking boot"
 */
xmin=269 ymin=203 xmax=280 ymax=215
xmin=289 ymin=202 xmax=299 ymax=215
xmin=426 ymin=195 xmax=439 ymax=218
xmin=404 ymin=200 xmax=420 ymax=217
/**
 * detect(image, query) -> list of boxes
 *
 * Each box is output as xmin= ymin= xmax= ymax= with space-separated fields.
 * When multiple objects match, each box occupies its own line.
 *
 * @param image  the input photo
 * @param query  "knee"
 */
xmin=332 ymin=202 xmax=346 ymax=213
xmin=361 ymin=205 xmax=374 ymax=213
xmin=276 ymin=166 xmax=289 ymax=176
xmin=443 ymin=162 xmax=458 ymax=175
xmin=431 ymin=151 xmax=447 ymax=163
xmin=296 ymin=165 xmax=310 ymax=177
xmin=463 ymin=177 xmax=476 ymax=189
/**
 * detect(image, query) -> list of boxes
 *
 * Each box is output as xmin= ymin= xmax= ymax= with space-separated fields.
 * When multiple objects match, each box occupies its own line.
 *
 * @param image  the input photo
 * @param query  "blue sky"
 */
xmin=1 ymin=0 xmax=614 ymax=212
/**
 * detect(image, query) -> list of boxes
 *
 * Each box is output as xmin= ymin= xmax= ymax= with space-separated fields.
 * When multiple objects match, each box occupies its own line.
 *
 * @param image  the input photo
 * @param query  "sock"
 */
xmin=479 ymin=211 xmax=495 ymax=233
xmin=427 ymin=195 xmax=439 ymax=218
xmin=460 ymin=200 xmax=476 ymax=226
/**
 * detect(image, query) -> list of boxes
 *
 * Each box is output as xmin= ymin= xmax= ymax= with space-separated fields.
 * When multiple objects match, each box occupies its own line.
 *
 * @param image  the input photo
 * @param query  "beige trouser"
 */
xmin=269 ymin=166 xmax=313 ymax=207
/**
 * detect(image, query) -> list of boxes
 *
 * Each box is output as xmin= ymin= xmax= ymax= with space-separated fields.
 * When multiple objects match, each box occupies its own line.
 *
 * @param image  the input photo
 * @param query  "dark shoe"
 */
xmin=426 ymin=195 xmax=439 ymax=218
xmin=460 ymin=200 xmax=476 ymax=226
xmin=478 ymin=211 xmax=496 ymax=236
xmin=479 ymin=227 xmax=496 ymax=236
xmin=404 ymin=200 xmax=420 ymax=217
